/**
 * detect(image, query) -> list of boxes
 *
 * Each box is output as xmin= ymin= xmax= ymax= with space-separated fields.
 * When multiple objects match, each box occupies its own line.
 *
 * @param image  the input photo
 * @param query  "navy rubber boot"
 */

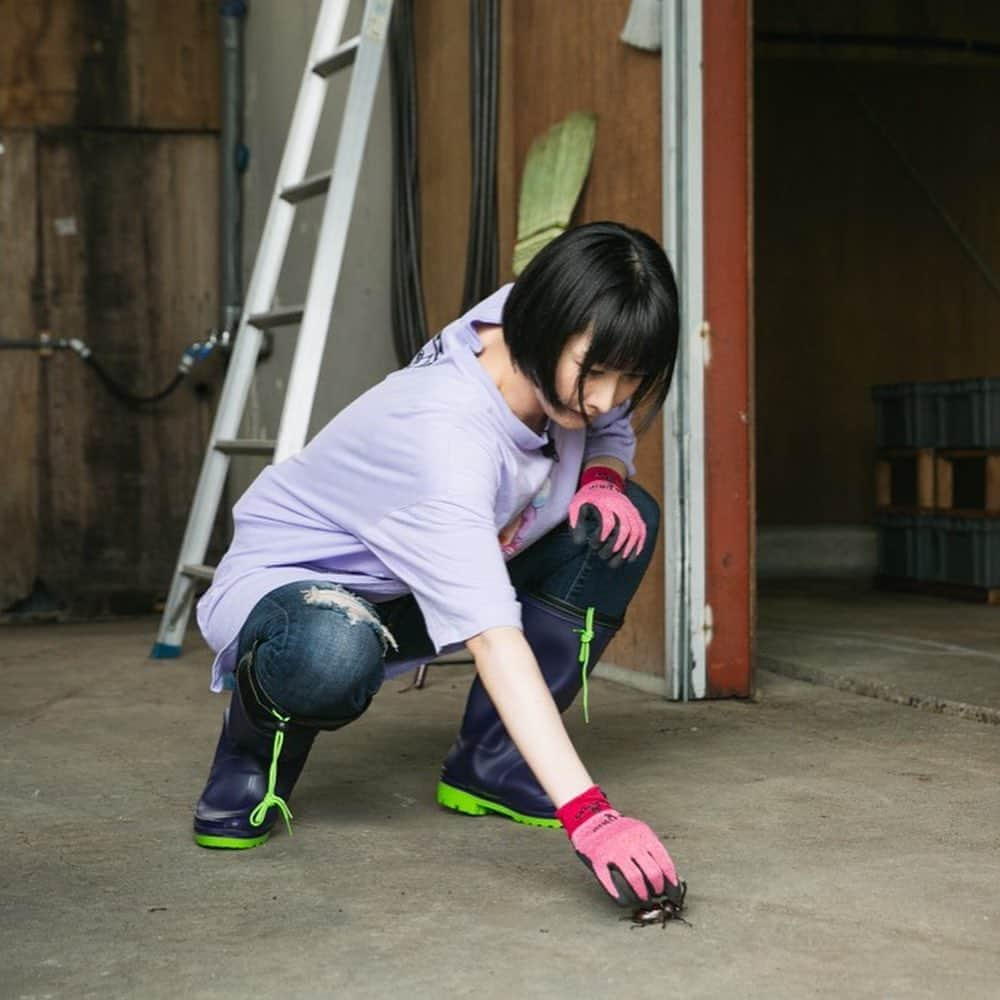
xmin=437 ymin=594 xmax=618 ymax=827
xmin=193 ymin=654 xmax=317 ymax=849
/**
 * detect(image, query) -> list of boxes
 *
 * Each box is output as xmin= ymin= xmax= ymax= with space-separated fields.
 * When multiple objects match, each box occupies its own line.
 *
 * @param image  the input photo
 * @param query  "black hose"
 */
xmin=0 ymin=333 xmax=223 ymax=408
xmin=389 ymin=0 xmax=429 ymax=365
xmin=0 ymin=340 xmax=45 ymax=350
xmin=81 ymin=354 xmax=187 ymax=406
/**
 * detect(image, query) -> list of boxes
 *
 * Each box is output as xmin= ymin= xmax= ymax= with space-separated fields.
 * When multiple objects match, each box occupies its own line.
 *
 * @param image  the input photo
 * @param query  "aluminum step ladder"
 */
xmin=152 ymin=0 xmax=393 ymax=658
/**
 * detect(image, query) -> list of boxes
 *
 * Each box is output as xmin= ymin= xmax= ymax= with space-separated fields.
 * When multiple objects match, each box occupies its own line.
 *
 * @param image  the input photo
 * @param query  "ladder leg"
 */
xmin=152 ymin=575 xmax=197 ymax=657
xmin=150 ymin=462 xmax=226 ymax=656
xmin=152 ymin=0 xmax=355 ymax=658
xmin=153 ymin=0 xmax=389 ymax=657
xmin=151 ymin=328 xmax=265 ymax=656
xmin=275 ymin=0 xmax=394 ymax=461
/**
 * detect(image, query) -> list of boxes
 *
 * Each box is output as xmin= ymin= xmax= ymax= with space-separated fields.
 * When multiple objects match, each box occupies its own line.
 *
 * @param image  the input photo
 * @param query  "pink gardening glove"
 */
xmin=567 ymin=467 xmax=646 ymax=565
xmin=556 ymin=786 xmax=683 ymax=908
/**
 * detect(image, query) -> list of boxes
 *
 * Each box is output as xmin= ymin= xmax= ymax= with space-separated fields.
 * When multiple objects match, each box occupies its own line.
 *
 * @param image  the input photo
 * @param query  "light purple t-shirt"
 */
xmin=197 ymin=285 xmax=636 ymax=691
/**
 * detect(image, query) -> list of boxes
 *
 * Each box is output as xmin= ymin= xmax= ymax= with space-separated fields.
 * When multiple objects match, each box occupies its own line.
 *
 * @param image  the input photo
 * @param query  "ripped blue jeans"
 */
xmin=237 ymin=480 xmax=659 ymax=722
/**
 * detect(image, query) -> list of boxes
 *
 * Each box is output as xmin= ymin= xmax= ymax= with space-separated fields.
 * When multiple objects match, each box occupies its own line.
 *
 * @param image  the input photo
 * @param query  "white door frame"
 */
xmin=661 ymin=0 xmax=708 ymax=700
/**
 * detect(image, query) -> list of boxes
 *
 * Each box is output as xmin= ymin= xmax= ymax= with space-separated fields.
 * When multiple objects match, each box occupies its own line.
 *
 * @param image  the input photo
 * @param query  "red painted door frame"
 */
xmin=703 ymin=0 xmax=754 ymax=697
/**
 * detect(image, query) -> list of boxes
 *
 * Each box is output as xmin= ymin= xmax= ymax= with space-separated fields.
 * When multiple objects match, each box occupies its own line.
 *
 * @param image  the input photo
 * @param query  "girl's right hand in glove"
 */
xmin=556 ymin=785 xmax=682 ymax=906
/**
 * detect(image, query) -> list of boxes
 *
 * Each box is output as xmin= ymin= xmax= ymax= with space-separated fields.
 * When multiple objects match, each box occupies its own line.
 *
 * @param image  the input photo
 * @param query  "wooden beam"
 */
xmin=703 ymin=0 xmax=753 ymax=697
xmin=875 ymin=458 xmax=892 ymax=507
xmin=987 ymin=455 xmax=1000 ymax=512
xmin=917 ymin=448 xmax=935 ymax=509
xmin=0 ymin=131 xmax=40 ymax=608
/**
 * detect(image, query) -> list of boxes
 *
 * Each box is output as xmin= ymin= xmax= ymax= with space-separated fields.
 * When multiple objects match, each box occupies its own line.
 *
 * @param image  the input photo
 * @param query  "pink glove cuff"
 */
xmin=556 ymin=784 xmax=613 ymax=838
xmin=579 ymin=466 xmax=625 ymax=492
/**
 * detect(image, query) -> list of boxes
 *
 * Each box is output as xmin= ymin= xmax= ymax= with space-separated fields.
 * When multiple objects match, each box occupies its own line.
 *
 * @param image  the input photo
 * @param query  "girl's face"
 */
xmin=535 ymin=331 xmax=643 ymax=430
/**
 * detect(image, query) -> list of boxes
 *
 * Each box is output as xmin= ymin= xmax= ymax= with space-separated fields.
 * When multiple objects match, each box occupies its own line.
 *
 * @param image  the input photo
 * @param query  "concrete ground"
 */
xmin=759 ymin=579 xmax=1000 ymax=722
xmin=3 ymin=616 xmax=999 ymax=1000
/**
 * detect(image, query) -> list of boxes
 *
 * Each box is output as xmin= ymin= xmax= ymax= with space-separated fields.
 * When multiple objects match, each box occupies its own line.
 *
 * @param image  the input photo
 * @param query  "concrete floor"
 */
xmin=3 ymin=616 xmax=999 ymax=1000
xmin=759 ymin=580 xmax=1000 ymax=722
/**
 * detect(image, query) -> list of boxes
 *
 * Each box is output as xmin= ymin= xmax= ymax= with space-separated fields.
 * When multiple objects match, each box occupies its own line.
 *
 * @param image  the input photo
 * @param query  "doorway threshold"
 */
xmin=757 ymin=579 xmax=1000 ymax=724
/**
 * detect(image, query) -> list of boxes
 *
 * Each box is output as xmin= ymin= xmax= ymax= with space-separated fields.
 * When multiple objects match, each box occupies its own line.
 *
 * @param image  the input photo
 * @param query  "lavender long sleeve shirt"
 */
xmin=197 ymin=285 xmax=636 ymax=691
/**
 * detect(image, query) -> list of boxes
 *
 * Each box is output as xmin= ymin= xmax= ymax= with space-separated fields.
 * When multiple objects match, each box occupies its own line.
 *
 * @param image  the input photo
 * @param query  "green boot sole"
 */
xmin=194 ymin=831 xmax=271 ymax=850
xmin=436 ymin=781 xmax=561 ymax=829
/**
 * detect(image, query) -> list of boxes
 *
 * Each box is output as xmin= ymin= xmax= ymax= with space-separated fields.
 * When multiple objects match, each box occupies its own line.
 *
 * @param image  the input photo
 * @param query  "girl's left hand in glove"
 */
xmin=567 ymin=467 xmax=646 ymax=564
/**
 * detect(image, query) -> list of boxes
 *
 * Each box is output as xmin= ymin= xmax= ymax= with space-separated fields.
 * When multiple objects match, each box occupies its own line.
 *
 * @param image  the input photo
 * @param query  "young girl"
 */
xmin=194 ymin=221 xmax=683 ymax=909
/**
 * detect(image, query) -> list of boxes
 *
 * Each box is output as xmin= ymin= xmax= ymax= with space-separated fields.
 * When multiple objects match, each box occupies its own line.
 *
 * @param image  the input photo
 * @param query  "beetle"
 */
xmin=624 ymin=881 xmax=690 ymax=929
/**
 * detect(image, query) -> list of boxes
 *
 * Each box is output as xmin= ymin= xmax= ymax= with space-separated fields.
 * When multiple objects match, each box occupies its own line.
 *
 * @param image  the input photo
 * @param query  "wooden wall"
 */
xmin=1 ymin=1 xmax=220 ymax=614
xmin=0 ymin=0 xmax=220 ymax=129
xmin=755 ymin=45 xmax=1000 ymax=524
xmin=412 ymin=2 xmax=472 ymax=338
xmin=415 ymin=0 xmax=667 ymax=678
xmin=1 ymin=133 xmax=41 ymax=610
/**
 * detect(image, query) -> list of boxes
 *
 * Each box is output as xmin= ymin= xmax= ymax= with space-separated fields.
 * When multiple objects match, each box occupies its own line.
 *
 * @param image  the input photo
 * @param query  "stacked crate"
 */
xmin=873 ymin=378 xmax=1000 ymax=603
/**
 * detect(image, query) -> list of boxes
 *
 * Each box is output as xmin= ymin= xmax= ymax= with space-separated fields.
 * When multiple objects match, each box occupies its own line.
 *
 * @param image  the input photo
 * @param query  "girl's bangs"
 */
xmin=585 ymin=293 xmax=673 ymax=386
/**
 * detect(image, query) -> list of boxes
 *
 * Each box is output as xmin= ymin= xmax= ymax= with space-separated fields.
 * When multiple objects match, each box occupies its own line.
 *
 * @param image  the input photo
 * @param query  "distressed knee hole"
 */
xmin=301 ymin=586 xmax=399 ymax=654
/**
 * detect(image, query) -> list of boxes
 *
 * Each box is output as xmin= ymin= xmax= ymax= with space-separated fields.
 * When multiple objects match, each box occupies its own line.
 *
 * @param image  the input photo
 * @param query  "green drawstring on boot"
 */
xmin=573 ymin=606 xmax=596 ymax=724
xmin=249 ymin=710 xmax=295 ymax=835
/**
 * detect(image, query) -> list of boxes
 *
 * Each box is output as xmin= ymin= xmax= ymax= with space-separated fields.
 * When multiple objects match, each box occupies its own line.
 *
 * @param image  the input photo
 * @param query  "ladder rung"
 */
xmin=247 ymin=305 xmax=304 ymax=329
xmin=214 ymin=438 xmax=277 ymax=456
xmin=280 ymin=170 xmax=332 ymax=205
xmin=312 ymin=35 xmax=361 ymax=77
xmin=181 ymin=564 xmax=216 ymax=582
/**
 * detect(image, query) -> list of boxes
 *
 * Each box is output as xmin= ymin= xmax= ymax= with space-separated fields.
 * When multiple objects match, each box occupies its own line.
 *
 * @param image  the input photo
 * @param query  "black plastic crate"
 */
xmin=875 ymin=513 xmax=940 ymax=580
xmin=939 ymin=378 xmax=1000 ymax=447
xmin=872 ymin=382 xmax=941 ymax=448
xmin=938 ymin=517 xmax=1000 ymax=588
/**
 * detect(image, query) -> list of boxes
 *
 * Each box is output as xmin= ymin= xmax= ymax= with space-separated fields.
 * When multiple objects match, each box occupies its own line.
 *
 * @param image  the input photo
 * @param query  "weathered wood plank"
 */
xmin=417 ymin=0 xmax=668 ymax=678
xmin=509 ymin=0 xmax=665 ymax=678
xmin=0 ymin=0 xmax=220 ymax=130
xmin=0 ymin=131 xmax=40 ymax=608
xmin=37 ymin=131 xmax=218 ymax=613
xmin=414 ymin=0 xmax=471 ymax=336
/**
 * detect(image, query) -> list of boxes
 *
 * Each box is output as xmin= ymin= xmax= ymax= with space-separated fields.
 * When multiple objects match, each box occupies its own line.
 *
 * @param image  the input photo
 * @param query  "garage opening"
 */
xmin=753 ymin=2 xmax=1000 ymax=722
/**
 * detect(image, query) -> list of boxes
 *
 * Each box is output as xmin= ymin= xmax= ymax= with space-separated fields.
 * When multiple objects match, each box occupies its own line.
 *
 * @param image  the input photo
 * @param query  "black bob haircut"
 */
xmin=501 ymin=221 xmax=679 ymax=433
